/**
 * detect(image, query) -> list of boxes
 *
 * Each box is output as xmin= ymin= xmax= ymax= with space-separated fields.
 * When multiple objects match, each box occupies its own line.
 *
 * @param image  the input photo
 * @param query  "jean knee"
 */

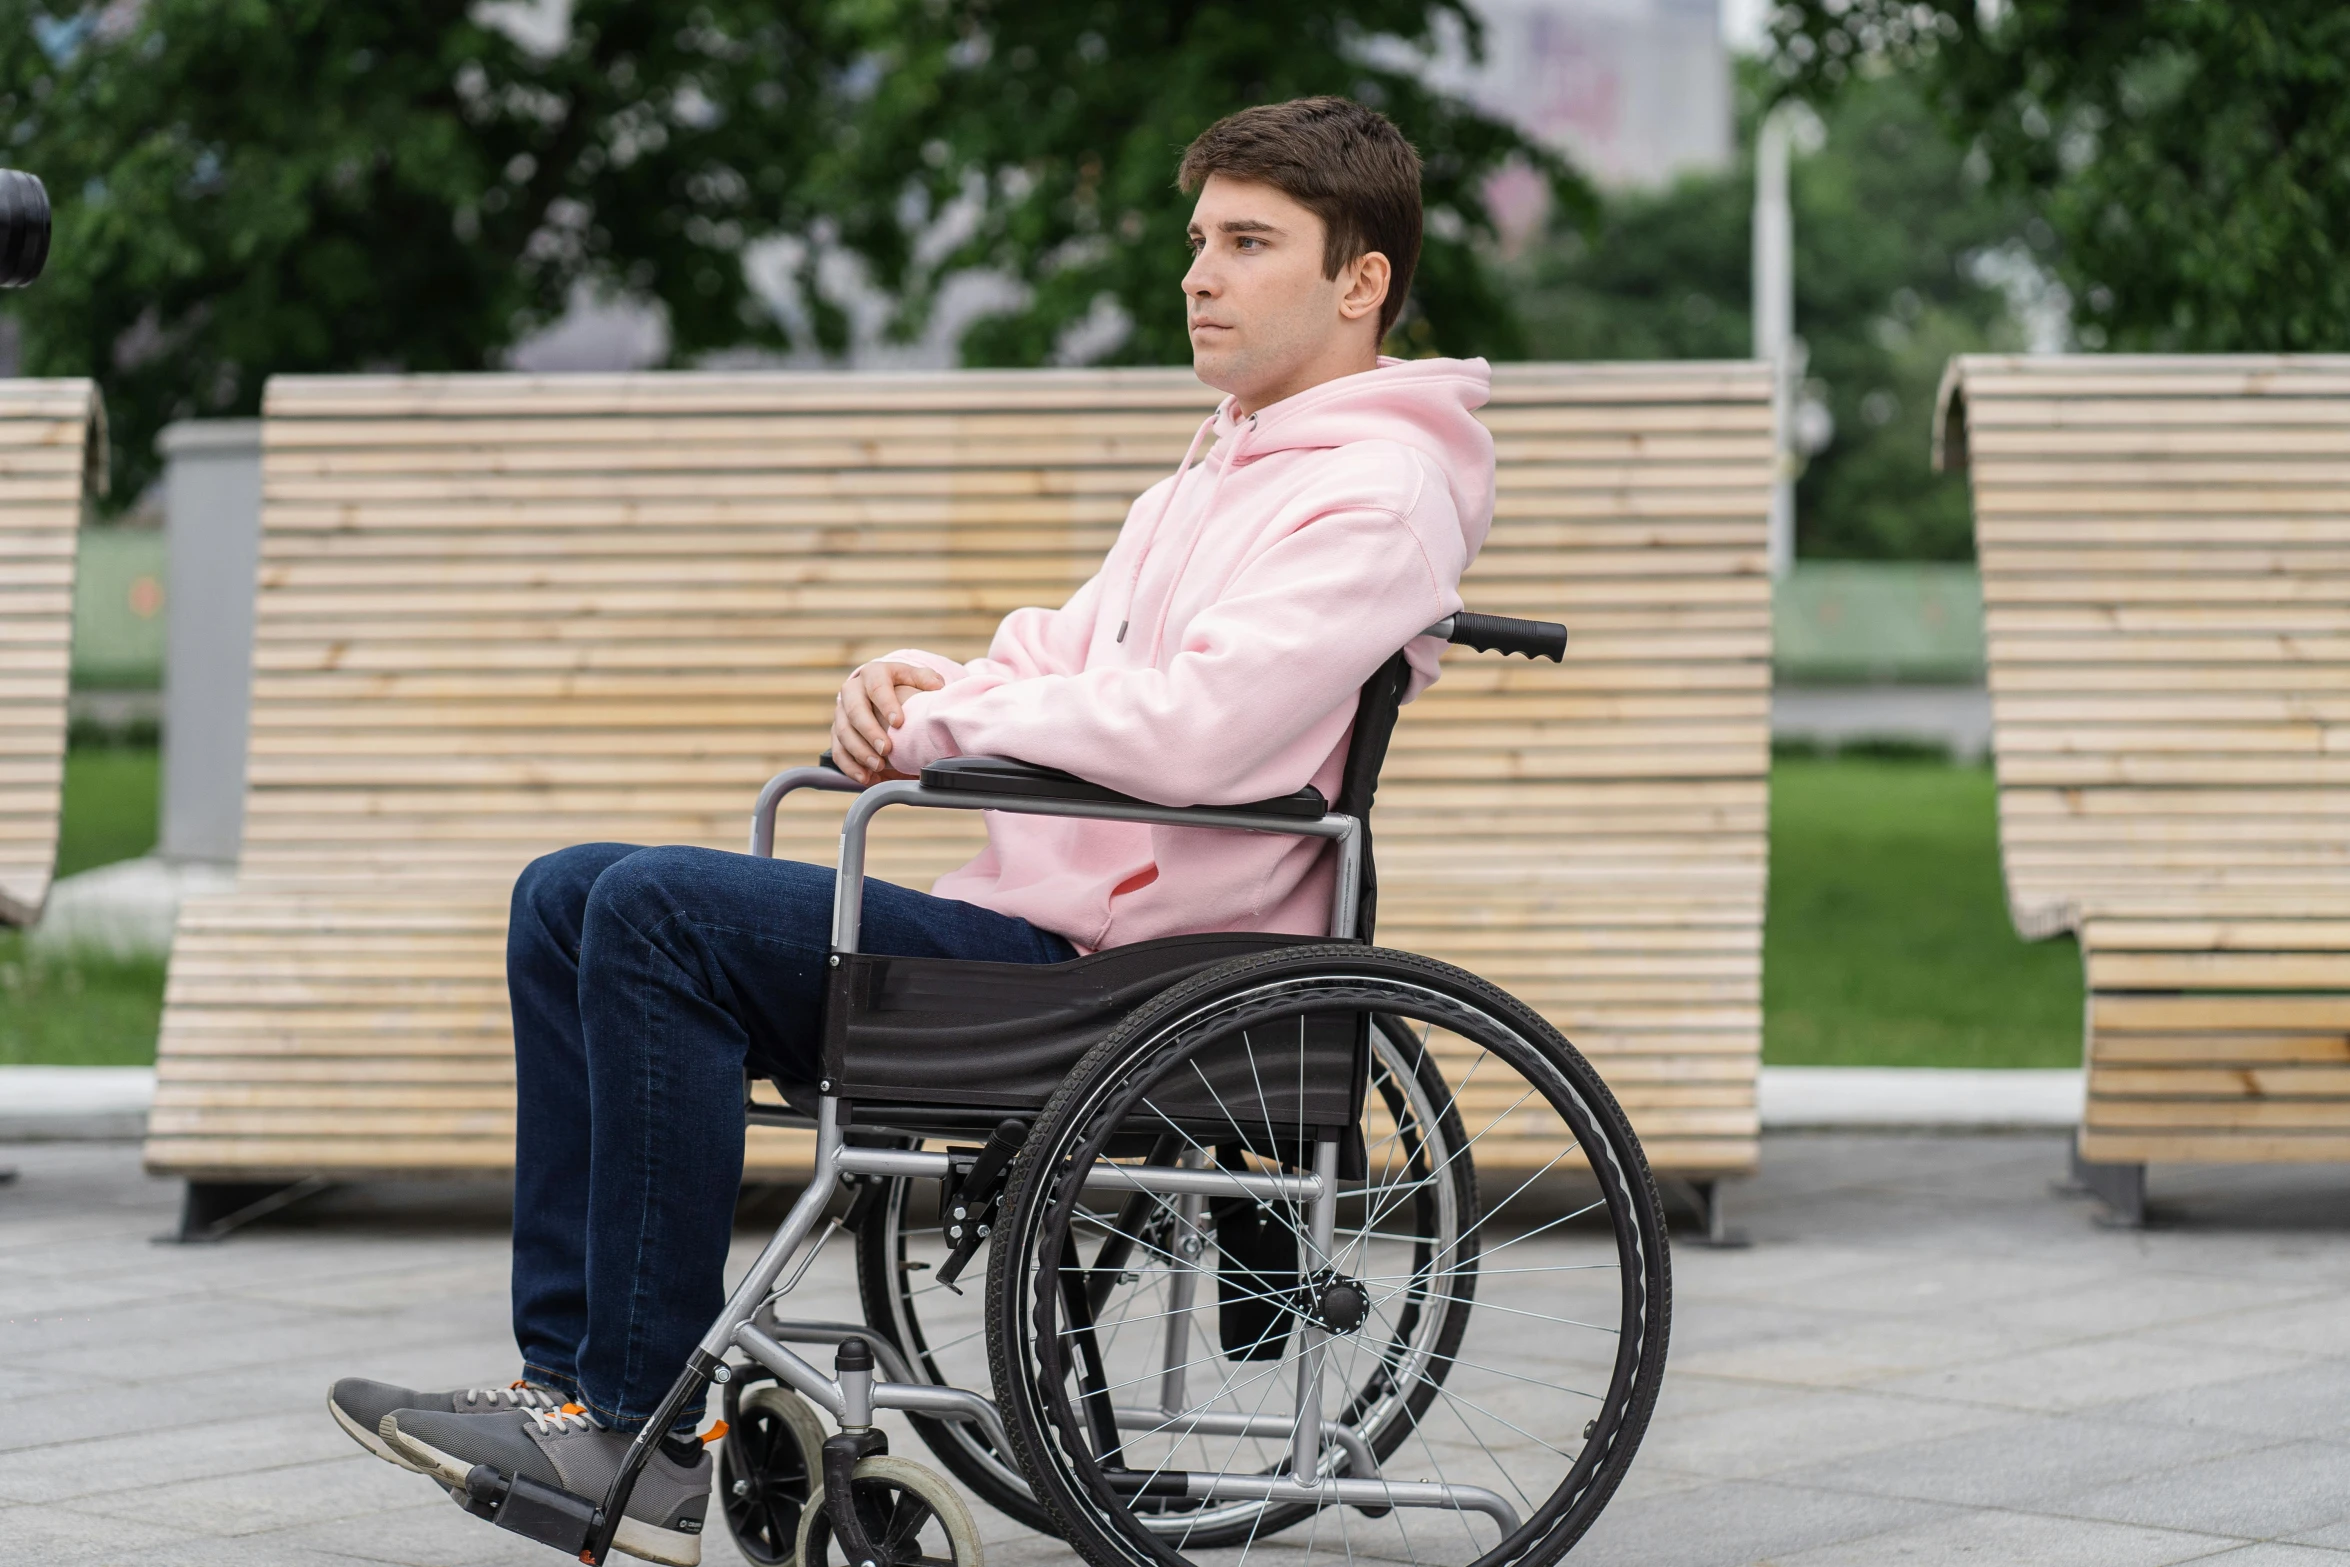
xmin=513 ymin=842 xmax=637 ymax=936
xmin=580 ymin=844 xmax=715 ymax=937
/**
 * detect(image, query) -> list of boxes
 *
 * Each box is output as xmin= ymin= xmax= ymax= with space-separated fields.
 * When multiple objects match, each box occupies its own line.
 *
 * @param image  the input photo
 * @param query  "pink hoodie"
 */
xmin=880 ymin=356 xmax=1495 ymax=952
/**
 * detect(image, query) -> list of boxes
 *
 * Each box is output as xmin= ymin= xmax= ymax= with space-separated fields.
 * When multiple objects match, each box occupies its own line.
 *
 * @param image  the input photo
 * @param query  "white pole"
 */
xmin=1754 ymin=105 xmax=1795 ymax=580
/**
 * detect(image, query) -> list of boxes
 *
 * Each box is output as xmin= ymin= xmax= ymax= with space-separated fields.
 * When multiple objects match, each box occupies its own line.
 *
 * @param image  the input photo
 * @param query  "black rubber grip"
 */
xmin=1447 ymin=611 xmax=1567 ymax=662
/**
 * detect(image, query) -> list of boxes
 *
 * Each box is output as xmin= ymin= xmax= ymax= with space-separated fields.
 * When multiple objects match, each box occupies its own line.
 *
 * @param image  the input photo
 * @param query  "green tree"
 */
xmin=848 ymin=1 xmax=1582 ymax=368
xmin=1 ymin=0 xmax=862 ymax=500
xmin=1769 ymin=1 xmax=2350 ymax=352
xmin=4 ymin=1 xmax=1578 ymax=503
xmin=1512 ymin=70 xmax=2031 ymax=559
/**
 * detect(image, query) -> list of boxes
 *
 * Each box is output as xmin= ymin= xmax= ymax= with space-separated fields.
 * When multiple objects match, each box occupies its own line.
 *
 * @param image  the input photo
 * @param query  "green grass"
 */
xmin=1764 ymin=755 xmax=2083 ymax=1068
xmin=0 ymin=745 xmax=166 ymax=1067
xmin=4 ymin=747 xmax=2086 ymax=1071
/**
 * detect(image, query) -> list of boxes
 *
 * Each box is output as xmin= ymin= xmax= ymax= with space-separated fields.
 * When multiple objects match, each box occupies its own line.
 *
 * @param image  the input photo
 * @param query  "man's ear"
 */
xmin=1337 ymin=251 xmax=1392 ymax=324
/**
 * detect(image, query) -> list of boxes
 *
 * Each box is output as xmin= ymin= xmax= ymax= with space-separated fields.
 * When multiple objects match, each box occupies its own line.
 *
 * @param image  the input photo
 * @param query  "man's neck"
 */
xmin=1229 ymin=343 xmax=1381 ymax=419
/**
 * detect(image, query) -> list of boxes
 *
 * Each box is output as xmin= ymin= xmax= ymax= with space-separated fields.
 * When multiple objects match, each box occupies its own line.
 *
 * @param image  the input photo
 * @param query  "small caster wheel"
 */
xmin=717 ymin=1381 xmax=828 ymax=1565
xmin=796 ymin=1454 xmax=982 ymax=1567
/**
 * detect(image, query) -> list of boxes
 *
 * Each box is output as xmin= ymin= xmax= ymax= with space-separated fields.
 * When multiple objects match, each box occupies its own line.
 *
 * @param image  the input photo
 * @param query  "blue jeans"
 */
xmin=505 ymin=843 xmax=1076 ymax=1433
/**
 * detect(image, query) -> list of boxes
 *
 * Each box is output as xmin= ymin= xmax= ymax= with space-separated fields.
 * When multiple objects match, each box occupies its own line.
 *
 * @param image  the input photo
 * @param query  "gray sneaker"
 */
xmin=386 ymin=1404 xmax=712 ymax=1567
xmin=328 ymin=1377 xmax=567 ymax=1473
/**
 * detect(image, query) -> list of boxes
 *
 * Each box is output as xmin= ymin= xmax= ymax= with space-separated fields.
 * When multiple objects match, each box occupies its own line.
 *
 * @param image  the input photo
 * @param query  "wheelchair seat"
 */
xmin=815 ymin=931 xmax=1361 ymax=1138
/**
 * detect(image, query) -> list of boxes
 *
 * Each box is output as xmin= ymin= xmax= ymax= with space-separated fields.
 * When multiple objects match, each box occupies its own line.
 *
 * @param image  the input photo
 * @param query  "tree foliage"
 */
xmin=1768 ymin=0 xmax=2350 ymax=352
xmin=2 ymin=1 xmax=1575 ymax=500
xmin=1513 ymin=70 xmax=2030 ymax=560
xmin=846 ymin=0 xmax=1582 ymax=368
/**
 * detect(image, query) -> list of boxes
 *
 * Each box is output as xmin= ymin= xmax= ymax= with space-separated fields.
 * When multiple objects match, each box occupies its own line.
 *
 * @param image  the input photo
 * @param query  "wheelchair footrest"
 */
xmin=459 ymin=1464 xmax=601 ymax=1558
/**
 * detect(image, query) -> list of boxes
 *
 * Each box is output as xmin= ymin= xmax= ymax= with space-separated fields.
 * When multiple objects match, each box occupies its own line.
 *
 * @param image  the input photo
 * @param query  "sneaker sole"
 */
xmin=325 ymin=1392 xmax=429 ymax=1475
xmin=385 ymin=1421 xmax=702 ymax=1567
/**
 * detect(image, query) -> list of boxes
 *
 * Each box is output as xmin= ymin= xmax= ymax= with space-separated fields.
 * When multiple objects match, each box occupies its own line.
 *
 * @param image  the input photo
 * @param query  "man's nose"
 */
xmin=1181 ymin=255 xmax=1216 ymax=298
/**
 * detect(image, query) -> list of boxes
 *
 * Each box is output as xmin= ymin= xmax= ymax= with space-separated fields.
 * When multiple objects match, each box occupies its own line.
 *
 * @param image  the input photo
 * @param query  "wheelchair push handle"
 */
xmin=1424 ymin=611 xmax=1567 ymax=662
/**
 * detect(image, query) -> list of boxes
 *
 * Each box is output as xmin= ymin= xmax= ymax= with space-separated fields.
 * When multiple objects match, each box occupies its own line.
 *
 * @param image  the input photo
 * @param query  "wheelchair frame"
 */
xmin=479 ymin=616 xmax=1561 ymax=1565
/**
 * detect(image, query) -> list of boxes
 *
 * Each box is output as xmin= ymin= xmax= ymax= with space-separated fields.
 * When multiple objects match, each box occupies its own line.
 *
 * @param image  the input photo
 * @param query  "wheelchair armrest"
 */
xmin=919 ymin=754 xmax=1328 ymax=822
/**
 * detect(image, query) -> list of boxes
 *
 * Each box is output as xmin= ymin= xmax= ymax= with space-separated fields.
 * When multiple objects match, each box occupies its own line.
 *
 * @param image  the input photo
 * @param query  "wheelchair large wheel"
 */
xmin=854 ymin=1015 xmax=1474 ymax=1542
xmin=986 ymin=945 xmax=1671 ymax=1567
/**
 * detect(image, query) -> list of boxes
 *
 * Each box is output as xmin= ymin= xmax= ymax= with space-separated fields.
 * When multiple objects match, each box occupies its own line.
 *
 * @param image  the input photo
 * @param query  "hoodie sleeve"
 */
xmin=871 ymin=569 xmax=1108 ymax=687
xmin=886 ymin=483 xmax=1464 ymax=806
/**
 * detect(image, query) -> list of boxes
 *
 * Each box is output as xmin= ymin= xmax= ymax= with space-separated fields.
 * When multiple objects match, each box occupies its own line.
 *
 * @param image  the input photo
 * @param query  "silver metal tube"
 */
xmin=1081 ymin=1159 xmax=1323 ymax=1203
xmin=749 ymin=765 xmax=863 ymax=857
xmin=830 ymin=777 xmax=1358 ymax=956
xmin=873 ymin=1382 xmax=1016 ymax=1458
xmin=756 ymin=1318 xmax=918 ymax=1385
xmin=1157 ymin=1162 xmax=1206 ymax=1415
xmin=732 ymin=1323 xmax=846 ymax=1418
xmin=1421 ymin=617 xmax=1455 ymax=641
xmin=834 ymin=1143 xmax=1323 ymax=1203
xmin=1291 ymin=1138 xmax=1342 ymax=1480
xmin=695 ymin=1101 xmax=847 ymax=1362
xmin=1114 ymin=1407 xmax=1377 ymax=1483
xmin=837 ymin=1356 xmax=874 ymax=1429
xmin=1326 ymin=816 xmax=1362 ymax=939
xmin=1177 ymin=1473 xmax=1519 ymax=1532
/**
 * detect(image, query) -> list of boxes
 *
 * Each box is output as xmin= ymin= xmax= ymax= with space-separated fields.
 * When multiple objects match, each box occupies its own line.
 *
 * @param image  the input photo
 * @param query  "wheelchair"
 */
xmin=458 ymin=612 xmax=1673 ymax=1567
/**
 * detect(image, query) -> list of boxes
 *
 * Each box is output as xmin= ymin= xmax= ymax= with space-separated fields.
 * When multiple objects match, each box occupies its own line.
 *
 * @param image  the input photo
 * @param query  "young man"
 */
xmin=327 ymin=95 xmax=1494 ymax=1565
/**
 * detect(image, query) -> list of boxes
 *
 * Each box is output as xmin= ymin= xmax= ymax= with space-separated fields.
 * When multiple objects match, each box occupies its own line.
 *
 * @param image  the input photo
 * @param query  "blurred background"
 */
xmin=9 ymin=0 xmax=2341 ymax=1079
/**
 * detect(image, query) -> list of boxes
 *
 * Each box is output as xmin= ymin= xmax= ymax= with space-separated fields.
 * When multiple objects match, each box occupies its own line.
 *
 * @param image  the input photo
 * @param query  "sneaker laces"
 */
xmin=453 ymin=1381 xmax=565 ymax=1413
xmin=526 ymin=1403 xmax=604 ymax=1436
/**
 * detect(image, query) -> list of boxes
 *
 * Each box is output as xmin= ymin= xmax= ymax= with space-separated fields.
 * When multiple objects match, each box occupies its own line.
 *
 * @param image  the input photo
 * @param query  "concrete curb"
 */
xmin=0 ymin=1067 xmax=157 ymax=1141
xmin=1760 ymin=1065 xmax=2083 ymax=1131
xmin=0 ymin=1064 xmax=2086 ymax=1144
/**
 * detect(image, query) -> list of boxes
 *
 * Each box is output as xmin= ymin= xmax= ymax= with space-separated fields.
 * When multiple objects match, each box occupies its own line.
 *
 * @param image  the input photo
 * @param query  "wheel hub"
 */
xmin=1306 ymin=1268 xmax=1368 ymax=1333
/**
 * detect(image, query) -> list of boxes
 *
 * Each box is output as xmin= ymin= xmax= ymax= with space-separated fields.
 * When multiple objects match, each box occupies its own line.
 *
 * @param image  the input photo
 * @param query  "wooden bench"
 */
xmin=1939 ymin=354 xmax=2350 ymax=1221
xmin=146 ymin=365 xmax=1773 ymax=1230
xmin=0 ymin=380 xmax=105 ymax=927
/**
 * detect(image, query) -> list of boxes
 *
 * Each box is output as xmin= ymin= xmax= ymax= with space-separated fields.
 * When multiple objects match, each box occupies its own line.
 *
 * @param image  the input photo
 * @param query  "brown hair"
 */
xmin=1178 ymin=97 xmax=1423 ymax=337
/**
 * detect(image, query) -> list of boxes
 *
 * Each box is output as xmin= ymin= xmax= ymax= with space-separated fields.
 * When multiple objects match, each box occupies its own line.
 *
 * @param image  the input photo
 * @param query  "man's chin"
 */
xmin=1190 ymin=346 xmax=1246 ymax=398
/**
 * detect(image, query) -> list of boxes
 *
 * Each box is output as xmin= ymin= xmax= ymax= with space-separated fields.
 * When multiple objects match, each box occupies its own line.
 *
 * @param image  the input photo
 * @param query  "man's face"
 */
xmin=1183 ymin=175 xmax=1376 ymax=408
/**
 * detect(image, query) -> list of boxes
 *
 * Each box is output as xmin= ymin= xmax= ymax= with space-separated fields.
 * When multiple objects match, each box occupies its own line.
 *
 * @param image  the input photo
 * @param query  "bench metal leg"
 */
xmin=1667 ymin=1176 xmax=1749 ymax=1248
xmin=2063 ymin=1149 xmax=2146 ymax=1229
xmin=162 ymin=1176 xmax=333 ymax=1243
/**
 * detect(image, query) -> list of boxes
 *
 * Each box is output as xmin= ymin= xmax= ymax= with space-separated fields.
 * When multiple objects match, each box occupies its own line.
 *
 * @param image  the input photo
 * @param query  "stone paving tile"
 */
xmin=1631 ymin=1382 xmax=2012 ymax=1482
xmin=1760 ymin=1410 xmax=2271 ymax=1513
xmin=1564 ymin=1476 xmax=1962 ymax=1567
xmin=1759 ymin=1505 xmax=2243 ymax=1567
xmin=1870 ymin=1332 xmax=2312 ymax=1417
xmin=2046 ymin=1440 xmax=2350 ymax=1542
xmin=2092 ymin=1362 xmax=2350 ymax=1447
xmin=2148 ymin=1292 xmax=2350 ymax=1364
xmin=4 ymin=1134 xmax=2346 ymax=1567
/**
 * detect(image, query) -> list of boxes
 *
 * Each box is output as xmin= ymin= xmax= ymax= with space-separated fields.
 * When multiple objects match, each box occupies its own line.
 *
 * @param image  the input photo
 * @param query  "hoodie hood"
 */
xmin=1117 ymin=356 xmax=1494 ymax=653
xmin=1209 ymin=356 xmax=1494 ymax=549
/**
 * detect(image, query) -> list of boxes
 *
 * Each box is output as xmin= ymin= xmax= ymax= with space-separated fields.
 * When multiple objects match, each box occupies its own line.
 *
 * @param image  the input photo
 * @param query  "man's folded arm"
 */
xmin=888 ymin=505 xmax=1459 ymax=806
xmin=871 ymin=570 xmax=1109 ymax=691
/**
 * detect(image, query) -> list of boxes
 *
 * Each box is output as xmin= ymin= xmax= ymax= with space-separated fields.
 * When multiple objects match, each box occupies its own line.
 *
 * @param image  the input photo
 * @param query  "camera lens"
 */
xmin=0 ymin=170 xmax=51 ymax=288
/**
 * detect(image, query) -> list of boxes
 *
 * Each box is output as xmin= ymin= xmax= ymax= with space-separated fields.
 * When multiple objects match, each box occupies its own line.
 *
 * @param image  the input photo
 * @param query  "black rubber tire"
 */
xmin=717 ymin=1371 xmax=828 ymax=1565
xmin=984 ymin=944 xmax=1673 ymax=1567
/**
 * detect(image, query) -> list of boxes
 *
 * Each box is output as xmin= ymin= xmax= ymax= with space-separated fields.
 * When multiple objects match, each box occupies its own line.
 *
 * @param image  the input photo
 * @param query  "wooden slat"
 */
xmin=148 ymin=364 xmax=1772 ymax=1183
xmin=1947 ymin=353 xmax=2350 ymax=1170
xmin=0 ymin=382 xmax=101 ymax=925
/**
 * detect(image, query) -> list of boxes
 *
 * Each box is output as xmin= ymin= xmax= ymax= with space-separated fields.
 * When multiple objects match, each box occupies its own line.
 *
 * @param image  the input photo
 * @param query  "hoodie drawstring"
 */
xmin=1116 ymin=411 xmax=1222 ymax=645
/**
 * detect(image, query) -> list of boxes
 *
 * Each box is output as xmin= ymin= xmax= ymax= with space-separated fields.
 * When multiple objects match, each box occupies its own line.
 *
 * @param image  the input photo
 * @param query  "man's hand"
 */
xmin=832 ymin=661 xmax=947 ymax=785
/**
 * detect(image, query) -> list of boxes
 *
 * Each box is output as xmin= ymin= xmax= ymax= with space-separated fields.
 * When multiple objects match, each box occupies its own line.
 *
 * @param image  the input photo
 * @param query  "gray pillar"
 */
xmin=157 ymin=420 xmax=262 ymax=867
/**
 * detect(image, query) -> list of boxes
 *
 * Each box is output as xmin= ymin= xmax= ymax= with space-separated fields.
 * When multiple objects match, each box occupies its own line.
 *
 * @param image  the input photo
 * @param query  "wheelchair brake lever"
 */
xmin=935 ymin=1118 xmax=1028 ymax=1289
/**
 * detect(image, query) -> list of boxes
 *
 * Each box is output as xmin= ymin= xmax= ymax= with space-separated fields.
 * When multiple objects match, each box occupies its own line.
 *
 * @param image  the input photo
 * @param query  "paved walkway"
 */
xmin=3 ymin=1135 xmax=2345 ymax=1566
